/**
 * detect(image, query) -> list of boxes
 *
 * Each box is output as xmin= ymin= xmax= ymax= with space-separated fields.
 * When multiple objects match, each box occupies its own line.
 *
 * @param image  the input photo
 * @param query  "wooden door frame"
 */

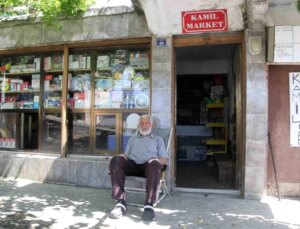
xmin=172 ymin=32 xmax=246 ymax=191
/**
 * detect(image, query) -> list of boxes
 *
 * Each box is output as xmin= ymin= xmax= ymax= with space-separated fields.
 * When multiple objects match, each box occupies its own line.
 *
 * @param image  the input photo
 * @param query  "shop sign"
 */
xmin=289 ymin=72 xmax=300 ymax=147
xmin=182 ymin=9 xmax=228 ymax=33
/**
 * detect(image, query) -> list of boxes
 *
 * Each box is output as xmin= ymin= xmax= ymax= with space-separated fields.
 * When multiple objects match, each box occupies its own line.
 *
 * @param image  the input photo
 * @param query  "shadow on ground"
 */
xmin=0 ymin=178 xmax=299 ymax=229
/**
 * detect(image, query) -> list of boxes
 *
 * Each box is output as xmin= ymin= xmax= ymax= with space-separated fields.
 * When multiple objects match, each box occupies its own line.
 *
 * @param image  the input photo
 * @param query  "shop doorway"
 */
xmin=175 ymin=42 xmax=242 ymax=190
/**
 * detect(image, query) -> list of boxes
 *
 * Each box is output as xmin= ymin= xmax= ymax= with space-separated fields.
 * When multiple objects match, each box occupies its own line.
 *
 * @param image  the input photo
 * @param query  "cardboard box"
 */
xmin=97 ymin=55 xmax=110 ymax=68
xmin=31 ymin=74 xmax=40 ymax=89
xmin=2 ymin=102 xmax=17 ymax=109
xmin=0 ymin=138 xmax=16 ymax=149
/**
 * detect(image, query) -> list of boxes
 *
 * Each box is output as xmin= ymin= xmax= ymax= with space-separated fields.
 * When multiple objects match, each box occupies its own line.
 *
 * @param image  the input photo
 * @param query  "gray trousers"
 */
xmin=109 ymin=156 xmax=162 ymax=204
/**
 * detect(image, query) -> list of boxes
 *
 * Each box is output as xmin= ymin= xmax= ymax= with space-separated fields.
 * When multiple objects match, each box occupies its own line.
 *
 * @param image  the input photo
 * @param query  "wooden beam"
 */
xmin=68 ymin=37 xmax=151 ymax=49
xmin=61 ymin=44 xmax=69 ymax=157
xmin=173 ymin=32 xmax=243 ymax=47
xmin=0 ymin=45 xmax=64 ymax=55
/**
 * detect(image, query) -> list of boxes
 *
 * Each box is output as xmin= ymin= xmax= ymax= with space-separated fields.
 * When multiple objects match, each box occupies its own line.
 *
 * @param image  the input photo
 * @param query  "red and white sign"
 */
xmin=182 ymin=9 xmax=228 ymax=33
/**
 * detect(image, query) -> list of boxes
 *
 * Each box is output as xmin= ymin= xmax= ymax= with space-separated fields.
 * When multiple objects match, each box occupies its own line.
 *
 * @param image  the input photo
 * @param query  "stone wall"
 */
xmin=243 ymin=29 xmax=268 ymax=199
xmin=0 ymin=12 xmax=151 ymax=49
xmin=0 ymin=152 xmax=112 ymax=188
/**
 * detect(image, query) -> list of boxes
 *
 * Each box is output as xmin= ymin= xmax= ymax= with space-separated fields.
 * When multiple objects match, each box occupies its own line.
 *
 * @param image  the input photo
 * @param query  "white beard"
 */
xmin=138 ymin=127 xmax=152 ymax=136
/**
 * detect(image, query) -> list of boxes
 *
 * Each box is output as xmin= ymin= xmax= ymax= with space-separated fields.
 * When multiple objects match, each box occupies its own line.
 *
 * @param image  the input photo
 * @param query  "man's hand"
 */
xmin=148 ymin=157 xmax=167 ymax=165
xmin=159 ymin=157 xmax=167 ymax=165
xmin=118 ymin=154 xmax=127 ymax=160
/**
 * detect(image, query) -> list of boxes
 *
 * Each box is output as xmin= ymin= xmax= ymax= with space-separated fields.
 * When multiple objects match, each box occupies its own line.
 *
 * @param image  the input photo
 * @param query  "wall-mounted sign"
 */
xmin=156 ymin=38 xmax=167 ymax=47
xmin=274 ymin=26 xmax=300 ymax=62
xmin=182 ymin=9 xmax=228 ymax=34
xmin=289 ymin=72 xmax=300 ymax=147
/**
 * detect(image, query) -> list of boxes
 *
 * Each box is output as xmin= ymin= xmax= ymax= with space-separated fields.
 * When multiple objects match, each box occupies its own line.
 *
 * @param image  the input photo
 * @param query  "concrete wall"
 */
xmin=267 ymin=1 xmax=300 ymax=26
xmin=138 ymin=0 xmax=245 ymax=35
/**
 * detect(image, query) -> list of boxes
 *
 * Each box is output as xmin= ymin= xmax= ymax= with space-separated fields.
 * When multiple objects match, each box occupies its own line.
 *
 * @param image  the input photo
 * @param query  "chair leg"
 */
xmin=153 ymin=179 xmax=169 ymax=207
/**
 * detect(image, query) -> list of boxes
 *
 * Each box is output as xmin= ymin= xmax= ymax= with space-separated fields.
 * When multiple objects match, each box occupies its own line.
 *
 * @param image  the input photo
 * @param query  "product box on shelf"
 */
xmin=132 ymin=79 xmax=149 ymax=89
xmin=95 ymin=79 xmax=113 ymax=90
xmin=31 ymin=74 xmax=40 ymax=89
xmin=0 ymin=138 xmax=16 ymax=149
xmin=44 ymin=57 xmax=52 ymax=70
xmin=94 ymin=90 xmax=111 ymax=108
xmin=74 ymin=92 xmax=90 ymax=108
xmin=45 ymin=97 xmax=61 ymax=108
xmin=2 ymin=102 xmax=17 ymax=109
xmin=97 ymin=55 xmax=110 ymax=68
xmin=113 ymin=80 xmax=131 ymax=90
xmin=34 ymin=58 xmax=41 ymax=70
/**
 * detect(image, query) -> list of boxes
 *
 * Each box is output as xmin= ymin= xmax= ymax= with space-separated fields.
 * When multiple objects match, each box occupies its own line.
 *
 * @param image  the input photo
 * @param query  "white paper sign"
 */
xmin=274 ymin=26 xmax=300 ymax=63
xmin=289 ymin=72 xmax=300 ymax=147
xmin=275 ymin=26 xmax=293 ymax=44
xmin=274 ymin=44 xmax=293 ymax=62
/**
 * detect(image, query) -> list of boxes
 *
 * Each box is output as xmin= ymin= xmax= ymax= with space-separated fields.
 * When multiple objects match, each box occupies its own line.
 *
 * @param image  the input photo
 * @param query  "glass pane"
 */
xmin=0 ymin=113 xmax=17 ymax=149
xmin=20 ymin=112 xmax=39 ymax=149
xmin=95 ymin=114 xmax=116 ymax=153
xmin=41 ymin=113 xmax=61 ymax=153
xmin=0 ymin=55 xmax=41 ymax=110
xmin=122 ymin=112 xmax=147 ymax=152
xmin=67 ymin=112 xmax=91 ymax=154
xmin=94 ymin=48 xmax=150 ymax=109
xmin=68 ymin=51 xmax=91 ymax=109
xmin=43 ymin=53 xmax=63 ymax=109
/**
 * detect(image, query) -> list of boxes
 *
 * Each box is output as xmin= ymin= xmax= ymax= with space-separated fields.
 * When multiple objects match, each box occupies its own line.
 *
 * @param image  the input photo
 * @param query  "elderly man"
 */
xmin=109 ymin=114 xmax=168 ymax=221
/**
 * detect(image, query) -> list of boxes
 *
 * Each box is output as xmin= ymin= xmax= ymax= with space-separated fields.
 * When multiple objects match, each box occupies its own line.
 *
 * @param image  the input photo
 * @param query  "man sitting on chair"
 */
xmin=109 ymin=114 xmax=168 ymax=221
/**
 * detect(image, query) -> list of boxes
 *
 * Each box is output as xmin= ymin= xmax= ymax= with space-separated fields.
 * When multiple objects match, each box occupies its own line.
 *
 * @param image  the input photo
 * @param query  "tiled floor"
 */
xmin=176 ymin=160 xmax=235 ymax=189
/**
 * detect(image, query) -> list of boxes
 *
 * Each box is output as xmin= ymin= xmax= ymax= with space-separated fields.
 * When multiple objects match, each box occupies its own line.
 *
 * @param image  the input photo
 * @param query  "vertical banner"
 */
xmin=289 ymin=72 xmax=300 ymax=147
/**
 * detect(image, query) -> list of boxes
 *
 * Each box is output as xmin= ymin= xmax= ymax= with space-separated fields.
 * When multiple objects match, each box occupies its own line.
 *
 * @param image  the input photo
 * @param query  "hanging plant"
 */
xmin=298 ymin=0 xmax=300 ymax=13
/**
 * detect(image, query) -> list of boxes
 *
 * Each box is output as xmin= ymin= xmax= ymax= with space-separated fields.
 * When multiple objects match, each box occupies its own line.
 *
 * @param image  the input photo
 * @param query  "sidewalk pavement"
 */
xmin=0 ymin=178 xmax=299 ymax=229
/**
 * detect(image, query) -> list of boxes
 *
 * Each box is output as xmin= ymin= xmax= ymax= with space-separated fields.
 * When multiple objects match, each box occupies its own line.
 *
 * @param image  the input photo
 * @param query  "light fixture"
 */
xmin=249 ymin=36 xmax=263 ymax=55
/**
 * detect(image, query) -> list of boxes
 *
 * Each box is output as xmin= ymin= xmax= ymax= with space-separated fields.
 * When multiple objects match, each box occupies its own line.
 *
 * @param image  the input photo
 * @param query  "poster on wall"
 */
xmin=274 ymin=26 xmax=300 ymax=62
xmin=289 ymin=72 xmax=300 ymax=147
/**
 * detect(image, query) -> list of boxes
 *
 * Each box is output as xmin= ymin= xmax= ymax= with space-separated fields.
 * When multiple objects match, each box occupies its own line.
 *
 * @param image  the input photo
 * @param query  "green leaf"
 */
xmin=0 ymin=0 xmax=96 ymax=26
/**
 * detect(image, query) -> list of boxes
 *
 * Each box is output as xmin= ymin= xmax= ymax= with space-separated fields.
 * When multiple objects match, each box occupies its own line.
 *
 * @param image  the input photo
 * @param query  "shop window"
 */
xmin=95 ymin=114 xmax=118 ymax=154
xmin=0 ymin=45 xmax=150 ymax=154
xmin=0 ymin=55 xmax=40 ymax=110
xmin=67 ymin=112 xmax=91 ymax=154
xmin=0 ymin=113 xmax=17 ymax=149
xmin=95 ymin=48 xmax=150 ymax=110
xmin=41 ymin=112 xmax=61 ymax=153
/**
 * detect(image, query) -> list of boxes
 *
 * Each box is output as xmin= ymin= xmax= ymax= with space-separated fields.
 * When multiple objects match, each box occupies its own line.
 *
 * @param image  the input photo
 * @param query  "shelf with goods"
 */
xmin=43 ymin=54 xmax=64 ymax=110
xmin=0 ymin=56 xmax=41 ymax=110
xmin=205 ymin=102 xmax=227 ymax=156
xmin=94 ymin=48 xmax=150 ymax=110
xmin=0 ymin=55 xmax=42 ymax=150
xmin=67 ymin=53 xmax=92 ymax=110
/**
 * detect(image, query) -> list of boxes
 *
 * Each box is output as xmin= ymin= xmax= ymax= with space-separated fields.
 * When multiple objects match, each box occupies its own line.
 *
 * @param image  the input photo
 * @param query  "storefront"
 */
xmin=0 ymin=9 xmax=156 ymax=188
xmin=0 ymin=0 xmax=298 ymax=198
